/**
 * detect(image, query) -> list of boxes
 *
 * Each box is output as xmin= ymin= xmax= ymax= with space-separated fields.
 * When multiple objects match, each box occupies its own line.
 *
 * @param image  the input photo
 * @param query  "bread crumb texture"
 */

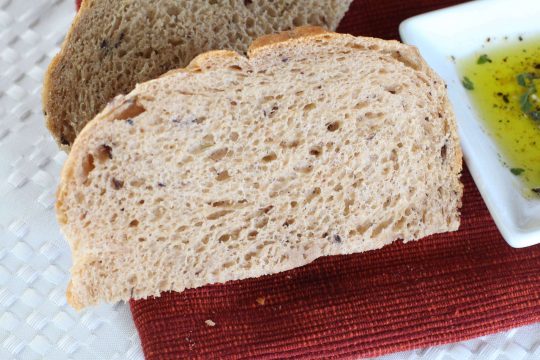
xmin=57 ymin=28 xmax=462 ymax=309
xmin=43 ymin=0 xmax=353 ymax=149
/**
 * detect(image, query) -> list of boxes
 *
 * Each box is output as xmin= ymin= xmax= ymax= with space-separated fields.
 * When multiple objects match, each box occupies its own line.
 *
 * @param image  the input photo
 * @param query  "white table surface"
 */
xmin=0 ymin=0 xmax=538 ymax=359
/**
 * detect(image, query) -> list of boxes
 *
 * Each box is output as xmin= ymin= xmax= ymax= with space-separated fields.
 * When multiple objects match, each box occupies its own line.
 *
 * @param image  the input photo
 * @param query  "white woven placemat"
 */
xmin=0 ymin=1 xmax=538 ymax=359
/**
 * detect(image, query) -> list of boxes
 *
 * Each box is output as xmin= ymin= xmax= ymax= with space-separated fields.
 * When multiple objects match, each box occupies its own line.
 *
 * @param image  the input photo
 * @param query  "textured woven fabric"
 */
xmin=128 ymin=1 xmax=540 ymax=359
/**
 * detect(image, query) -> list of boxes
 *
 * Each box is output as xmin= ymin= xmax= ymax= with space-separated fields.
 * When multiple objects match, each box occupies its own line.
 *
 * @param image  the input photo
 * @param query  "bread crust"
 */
xmin=42 ymin=0 xmax=96 ymax=151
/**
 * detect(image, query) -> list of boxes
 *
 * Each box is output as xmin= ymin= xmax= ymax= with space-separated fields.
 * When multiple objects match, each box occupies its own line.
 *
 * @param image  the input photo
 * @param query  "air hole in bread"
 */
xmin=96 ymin=144 xmax=113 ymax=162
xmin=356 ymin=223 xmax=370 ymax=235
xmin=326 ymin=121 xmax=340 ymax=132
xmin=393 ymin=216 xmax=407 ymax=232
xmin=113 ymin=99 xmax=146 ymax=120
xmin=207 ymin=209 xmax=233 ymax=220
xmin=230 ymin=132 xmax=239 ymax=141
xmin=441 ymin=144 xmax=447 ymax=161
xmin=256 ymin=217 xmax=269 ymax=228
xmin=382 ymin=197 xmax=391 ymax=210
xmin=388 ymin=50 xmax=421 ymax=71
xmin=292 ymin=15 xmax=303 ymax=27
xmin=348 ymin=43 xmax=366 ymax=50
xmin=260 ymin=205 xmax=273 ymax=214
xmin=303 ymin=103 xmax=316 ymax=112
xmin=344 ymin=197 xmax=354 ymax=216
xmin=261 ymin=152 xmax=277 ymax=162
xmin=352 ymin=178 xmax=364 ymax=188
xmin=216 ymin=170 xmax=231 ymax=181
xmin=81 ymin=154 xmax=95 ymax=183
xmin=280 ymin=139 xmax=300 ymax=148
xmin=354 ymin=101 xmax=368 ymax=110
xmin=305 ymin=187 xmax=321 ymax=203
xmin=244 ymin=251 xmax=257 ymax=262
xmin=75 ymin=192 xmax=84 ymax=204
xmin=218 ymin=234 xmax=231 ymax=242
xmin=385 ymin=85 xmax=400 ymax=94
xmin=294 ymin=162 xmax=313 ymax=174
xmin=365 ymin=112 xmax=383 ymax=119
xmin=309 ymin=145 xmax=322 ymax=156
xmin=283 ymin=218 xmax=295 ymax=227
xmin=209 ymin=148 xmax=228 ymax=161
xmin=210 ymin=200 xmax=233 ymax=207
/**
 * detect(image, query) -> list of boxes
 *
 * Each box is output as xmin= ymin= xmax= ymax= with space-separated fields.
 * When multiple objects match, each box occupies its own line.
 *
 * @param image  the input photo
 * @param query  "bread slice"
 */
xmin=42 ymin=0 xmax=353 ymax=150
xmin=56 ymin=27 xmax=463 ymax=309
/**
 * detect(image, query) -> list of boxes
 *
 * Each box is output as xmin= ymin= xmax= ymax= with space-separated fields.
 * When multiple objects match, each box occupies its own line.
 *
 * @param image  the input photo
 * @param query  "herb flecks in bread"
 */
xmin=57 ymin=27 xmax=463 ymax=309
xmin=42 ymin=0 xmax=353 ymax=150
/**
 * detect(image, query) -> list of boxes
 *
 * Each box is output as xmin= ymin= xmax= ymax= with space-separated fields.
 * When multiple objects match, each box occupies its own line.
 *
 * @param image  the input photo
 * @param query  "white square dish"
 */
xmin=400 ymin=0 xmax=540 ymax=248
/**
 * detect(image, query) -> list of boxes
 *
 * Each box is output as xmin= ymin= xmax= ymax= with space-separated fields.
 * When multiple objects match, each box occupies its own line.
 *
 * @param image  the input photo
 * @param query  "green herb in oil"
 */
xmin=459 ymin=36 xmax=540 ymax=196
xmin=510 ymin=168 xmax=525 ymax=175
xmin=516 ymin=72 xmax=540 ymax=120
xmin=462 ymin=76 xmax=474 ymax=90
xmin=477 ymin=54 xmax=492 ymax=64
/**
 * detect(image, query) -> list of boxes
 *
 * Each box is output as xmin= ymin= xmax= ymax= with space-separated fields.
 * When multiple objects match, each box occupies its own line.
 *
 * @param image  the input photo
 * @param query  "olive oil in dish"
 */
xmin=459 ymin=36 xmax=540 ymax=197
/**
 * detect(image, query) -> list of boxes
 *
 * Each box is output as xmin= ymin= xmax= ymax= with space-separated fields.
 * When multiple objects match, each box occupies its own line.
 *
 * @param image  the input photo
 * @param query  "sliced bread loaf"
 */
xmin=43 ymin=0 xmax=352 ymax=149
xmin=57 ymin=27 xmax=463 ymax=309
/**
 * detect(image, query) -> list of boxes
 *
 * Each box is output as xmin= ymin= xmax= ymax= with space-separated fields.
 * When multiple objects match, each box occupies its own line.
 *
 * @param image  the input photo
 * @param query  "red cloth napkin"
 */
xmin=96 ymin=0 xmax=540 ymax=358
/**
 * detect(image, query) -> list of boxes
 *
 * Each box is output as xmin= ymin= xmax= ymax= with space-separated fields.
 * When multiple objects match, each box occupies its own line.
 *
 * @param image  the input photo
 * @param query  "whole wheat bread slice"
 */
xmin=57 ymin=27 xmax=463 ymax=309
xmin=42 ymin=0 xmax=352 ymax=150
